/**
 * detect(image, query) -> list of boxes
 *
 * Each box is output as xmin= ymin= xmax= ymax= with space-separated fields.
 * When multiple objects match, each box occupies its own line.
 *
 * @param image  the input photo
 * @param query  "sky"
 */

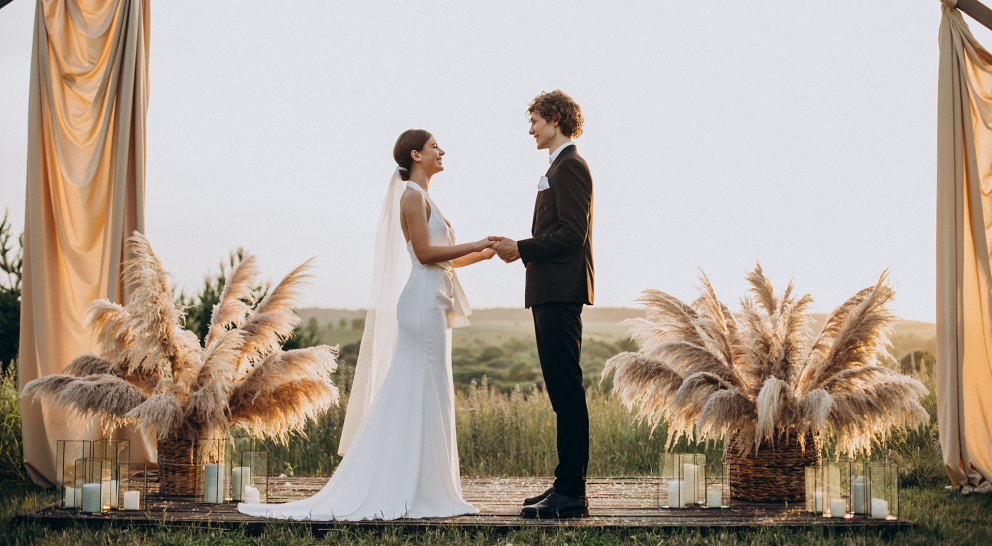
xmin=1 ymin=1 xmax=982 ymax=322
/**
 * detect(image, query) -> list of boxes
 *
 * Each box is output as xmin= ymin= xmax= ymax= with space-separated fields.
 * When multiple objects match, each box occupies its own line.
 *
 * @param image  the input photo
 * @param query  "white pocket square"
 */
xmin=537 ymin=176 xmax=550 ymax=191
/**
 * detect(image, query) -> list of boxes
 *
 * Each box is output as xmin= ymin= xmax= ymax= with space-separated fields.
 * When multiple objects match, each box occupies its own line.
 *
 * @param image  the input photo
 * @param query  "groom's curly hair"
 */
xmin=527 ymin=90 xmax=584 ymax=138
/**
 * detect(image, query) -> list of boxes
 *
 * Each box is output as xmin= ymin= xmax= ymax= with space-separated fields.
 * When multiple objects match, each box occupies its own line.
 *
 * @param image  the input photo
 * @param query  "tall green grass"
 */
xmin=0 ymin=364 xmax=26 ymax=482
xmin=887 ymin=366 xmax=945 ymax=486
xmin=272 ymin=368 xmax=940 ymax=483
xmin=456 ymin=377 xmax=721 ymax=478
xmin=257 ymin=372 xmax=721 ymax=478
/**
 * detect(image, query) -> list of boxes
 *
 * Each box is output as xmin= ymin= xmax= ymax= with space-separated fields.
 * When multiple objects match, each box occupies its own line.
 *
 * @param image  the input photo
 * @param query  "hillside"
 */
xmin=298 ymin=307 xmax=936 ymax=362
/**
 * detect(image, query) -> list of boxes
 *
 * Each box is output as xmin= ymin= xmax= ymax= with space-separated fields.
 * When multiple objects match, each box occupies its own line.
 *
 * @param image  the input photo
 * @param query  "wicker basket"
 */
xmin=157 ymin=436 xmax=195 ymax=496
xmin=727 ymin=432 xmax=820 ymax=502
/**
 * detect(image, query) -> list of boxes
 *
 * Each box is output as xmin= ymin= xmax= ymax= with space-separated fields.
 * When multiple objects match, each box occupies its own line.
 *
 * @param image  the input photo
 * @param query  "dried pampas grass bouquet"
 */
xmin=602 ymin=264 xmax=929 ymax=501
xmin=22 ymin=233 xmax=339 ymax=495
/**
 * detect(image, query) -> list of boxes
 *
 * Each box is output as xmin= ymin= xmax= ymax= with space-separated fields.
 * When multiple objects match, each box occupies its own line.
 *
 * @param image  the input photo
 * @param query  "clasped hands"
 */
xmin=473 ymin=236 xmax=519 ymax=263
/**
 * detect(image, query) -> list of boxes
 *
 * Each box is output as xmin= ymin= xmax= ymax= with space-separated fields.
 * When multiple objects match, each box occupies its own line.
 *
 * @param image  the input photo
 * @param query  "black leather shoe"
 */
xmin=521 ymin=492 xmax=589 ymax=519
xmin=523 ymin=486 xmax=555 ymax=506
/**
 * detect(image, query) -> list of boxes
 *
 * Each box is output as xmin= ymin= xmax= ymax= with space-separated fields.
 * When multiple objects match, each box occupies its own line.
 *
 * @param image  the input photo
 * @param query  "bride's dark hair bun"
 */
xmin=393 ymin=129 xmax=433 ymax=181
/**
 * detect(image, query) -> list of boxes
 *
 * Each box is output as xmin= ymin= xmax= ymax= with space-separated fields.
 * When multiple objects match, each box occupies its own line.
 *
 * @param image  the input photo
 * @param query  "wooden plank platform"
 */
xmin=14 ymin=477 xmax=914 ymax=531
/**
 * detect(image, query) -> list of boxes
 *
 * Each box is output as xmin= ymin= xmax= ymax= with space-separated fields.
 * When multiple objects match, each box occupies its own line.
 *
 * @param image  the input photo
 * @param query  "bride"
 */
xmin=237 ymin=130 xmax=495 ymax=521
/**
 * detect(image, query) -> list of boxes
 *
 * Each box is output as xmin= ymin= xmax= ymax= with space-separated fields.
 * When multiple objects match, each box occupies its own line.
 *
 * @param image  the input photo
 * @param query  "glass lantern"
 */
xmin=232 ymin=450 xmax=268 ymax=503
xmin=806 ymin=466 xmax=821 ymax=514
xmin=704 ymin=460 xmax=730 ymax=509
xmin=826 ymin=460 xmax=851 ymax=518
xmin=195 ymin=439 xmax=227 ymax=504
xmin=56 ymin=440 xmax=90 ymax=509
xmin=92 ymin=439 xmax=129 ymax=508
xmin=228 ymin=435 xmax=257 ymax=502
xmin=74 ymin=458 xmax=111 ymax=514
xmin=805 ymin=465 xmax=826 ymax=517
xmin=806 ymin=463 xmax=852 ymax=518
xmin=118 ymin=463 xmax=148 ymax=511
xmin=849 ymin=460 xmax=870 ymax=516
xmin=867 ymin=463 xmax=899 ymax=520
xmin=660 ymin=453 xmax=705 ymax=508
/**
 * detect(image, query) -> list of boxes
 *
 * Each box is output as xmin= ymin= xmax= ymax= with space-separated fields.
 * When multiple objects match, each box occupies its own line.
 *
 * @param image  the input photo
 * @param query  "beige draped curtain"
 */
xmin=937 ymin=0 xmax=992 ymax=493
xmin=18 ymin=0 xmax=152 ymax=487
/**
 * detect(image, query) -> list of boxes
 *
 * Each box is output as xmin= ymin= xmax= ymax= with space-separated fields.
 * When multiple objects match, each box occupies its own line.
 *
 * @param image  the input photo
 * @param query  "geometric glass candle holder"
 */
xmin=74 ymin=458 xmax=111 ymax=514
xmin=56 ymin=440 xmax=91 ymax=508
xmin=849 ymin=460 xmax=870 ymax=516
xmin=703 ymin=460 xmax=731 ymax=509
xmin=824 ymin=460 xmax=851 ymax=518
xmin=228 ymin=435 xmax=257 ymax=502
xmin=92 ymin=439 xmax=129 ymax=509
xmin=660 ymin=453 xmax=705 ymax=508
xmin=195 ymin=438 xmax=227 ymax=504
xmin=807 ymin=462 xmax=851 ymax=518
xmin=118 ymin=463 xmax=148 ymax=511
xmin=867 ymin=463 xmax=898 ymax=520
xmin=806 ymin=465 xmax=825 ymax=515
xmin=233 ymin=450 xmax=268 ymax=504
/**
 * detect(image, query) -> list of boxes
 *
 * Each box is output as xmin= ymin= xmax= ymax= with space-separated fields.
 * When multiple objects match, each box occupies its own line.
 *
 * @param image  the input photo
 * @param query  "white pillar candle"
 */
xmin=64 ymin=486 xmax=77 ymax=508
xmin=123 ymin=490 xmax=140 ymax=510
xmin=682 ymin=464 xmax=698 ymax=505
xmin=870 ymin=498 xmax=889 ymax=519
xmin=706 ymin=487 xmax=722 ymax=508
xmin=244 ymin=485 xmax=260 ymax=504
xmin=232 ymin=467 xmax=251 ymax=500
xmin=203 ymin=464 xmax=219 ymax=504
xmin=667 ymin=479 xmax=684 ymax=508
xmin=829 ymin=498 xmax=847 ymax=518
xmin=852 ymin=478 xmax=867 ymax=514
xmin=82 ymin=483 xmax=102 ymax=513
xmin=814 ymin=491 xmax=823 ymax=512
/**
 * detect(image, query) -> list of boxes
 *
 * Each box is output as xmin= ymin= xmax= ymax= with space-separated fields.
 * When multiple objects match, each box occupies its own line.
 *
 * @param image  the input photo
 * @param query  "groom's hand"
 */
xmin=488 ymin=236 xmax=520 ymax=263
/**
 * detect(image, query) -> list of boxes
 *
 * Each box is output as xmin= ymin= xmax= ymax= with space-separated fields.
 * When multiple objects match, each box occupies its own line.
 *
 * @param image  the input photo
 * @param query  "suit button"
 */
xmin=542 ymin=206 xmax=547 ymax=210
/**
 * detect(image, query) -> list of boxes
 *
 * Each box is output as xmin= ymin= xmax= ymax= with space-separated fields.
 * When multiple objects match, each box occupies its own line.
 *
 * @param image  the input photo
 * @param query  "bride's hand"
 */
xmin=479 ymin=248 xmax=497 ymax=260
xmin=472 ymin=238 xmax=495 ymax=252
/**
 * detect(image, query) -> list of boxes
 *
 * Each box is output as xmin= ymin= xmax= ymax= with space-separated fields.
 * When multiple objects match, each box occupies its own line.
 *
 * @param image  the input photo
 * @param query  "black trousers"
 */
xmin=532 ymin=301 xmax=589 ymax=497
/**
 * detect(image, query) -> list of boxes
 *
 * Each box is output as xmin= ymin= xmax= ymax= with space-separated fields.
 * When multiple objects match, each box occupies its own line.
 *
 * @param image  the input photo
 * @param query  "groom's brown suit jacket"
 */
xmin=517 ymin=145 xmax=594 ymax=309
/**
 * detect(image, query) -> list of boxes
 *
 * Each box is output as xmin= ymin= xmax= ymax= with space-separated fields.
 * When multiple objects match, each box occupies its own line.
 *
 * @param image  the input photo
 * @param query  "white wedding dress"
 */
xmin=237 ymin=181 xmax=478 ymax=521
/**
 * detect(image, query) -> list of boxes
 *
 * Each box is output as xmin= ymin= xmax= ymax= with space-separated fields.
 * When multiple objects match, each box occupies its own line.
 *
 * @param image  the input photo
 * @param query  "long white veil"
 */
xmin=338 ymin=167 xmax=408 ymax=455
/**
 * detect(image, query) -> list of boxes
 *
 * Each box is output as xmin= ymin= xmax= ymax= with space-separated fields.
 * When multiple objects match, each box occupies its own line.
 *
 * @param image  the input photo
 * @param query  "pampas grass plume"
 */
xmin=604 ymin=264 xmax=930 ymax=458
xmin=20 ymin=234 xmax=339 ymax=445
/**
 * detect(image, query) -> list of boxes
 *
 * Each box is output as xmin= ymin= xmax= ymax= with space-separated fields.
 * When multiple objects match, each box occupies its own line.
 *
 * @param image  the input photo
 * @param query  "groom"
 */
xmin=490 ymin=90 xmax=593 ymax=519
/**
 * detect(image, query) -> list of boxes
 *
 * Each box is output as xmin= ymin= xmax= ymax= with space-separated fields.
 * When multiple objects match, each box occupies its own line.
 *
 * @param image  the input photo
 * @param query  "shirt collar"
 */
xmin=548 ymin=141 xmax=575 ymax=164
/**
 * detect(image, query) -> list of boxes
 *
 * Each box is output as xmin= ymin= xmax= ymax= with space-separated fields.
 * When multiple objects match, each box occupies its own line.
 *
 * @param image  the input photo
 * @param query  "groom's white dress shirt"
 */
xmin=538 ymin=141 xmax=575 ymax=191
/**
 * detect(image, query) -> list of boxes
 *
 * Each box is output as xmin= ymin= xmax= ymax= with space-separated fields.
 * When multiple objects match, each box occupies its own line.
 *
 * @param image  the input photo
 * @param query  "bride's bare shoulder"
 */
xmin=400 ymin=188 xmax=427 ymax=216
xmin=400 ymin=187 xmax=425 ymax=203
